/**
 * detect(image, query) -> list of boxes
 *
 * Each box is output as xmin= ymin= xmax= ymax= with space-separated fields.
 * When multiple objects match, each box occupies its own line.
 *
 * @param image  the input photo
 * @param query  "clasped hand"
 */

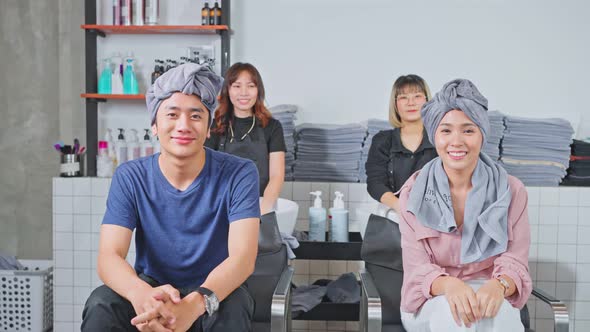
xmin=443 ymin=277 xmax=505 ymax=327
xmin=129 ymin=284 xmax=205 ymax=332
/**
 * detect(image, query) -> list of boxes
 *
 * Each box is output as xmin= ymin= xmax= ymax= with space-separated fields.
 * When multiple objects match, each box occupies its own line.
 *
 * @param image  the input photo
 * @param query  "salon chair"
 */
xmin=246 ymin=211 xmax=294 ymax=332
xmin=359 ymin=214 xmax=569 ymax=332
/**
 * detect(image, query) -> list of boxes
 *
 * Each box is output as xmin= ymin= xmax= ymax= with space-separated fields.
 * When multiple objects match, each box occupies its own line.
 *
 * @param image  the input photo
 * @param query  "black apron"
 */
xmin=386 ymin=132 xmax=436 ymax=193
xmin=219 ymin=125 xmax=269 ymax=195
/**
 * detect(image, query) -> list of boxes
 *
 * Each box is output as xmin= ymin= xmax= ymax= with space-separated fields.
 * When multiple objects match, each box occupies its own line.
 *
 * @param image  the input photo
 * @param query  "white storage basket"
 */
xmin=0 ymin=260 xmax=53 ymax=332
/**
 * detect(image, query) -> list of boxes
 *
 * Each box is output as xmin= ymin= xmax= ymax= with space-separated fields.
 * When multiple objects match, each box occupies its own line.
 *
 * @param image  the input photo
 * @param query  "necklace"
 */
xmin=229 ymin=116 xmax=256 ymax=143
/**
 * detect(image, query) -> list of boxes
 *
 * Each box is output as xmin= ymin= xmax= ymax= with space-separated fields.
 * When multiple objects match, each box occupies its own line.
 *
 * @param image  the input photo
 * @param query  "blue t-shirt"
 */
xmin=102 ymin=148 xmax=260 ymax=288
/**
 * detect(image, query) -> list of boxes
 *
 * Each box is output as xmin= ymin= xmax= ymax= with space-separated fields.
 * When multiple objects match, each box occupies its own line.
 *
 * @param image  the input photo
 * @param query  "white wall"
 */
xmin=231 ymin=0 xmax=590 ymax=132
xmin=96 ymin=0 xmax=590 ymax=136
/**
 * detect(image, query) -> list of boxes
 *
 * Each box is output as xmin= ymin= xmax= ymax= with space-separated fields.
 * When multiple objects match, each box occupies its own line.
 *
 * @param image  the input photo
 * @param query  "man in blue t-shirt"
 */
xmin=82 ymin=64 xmax=261 ymax=332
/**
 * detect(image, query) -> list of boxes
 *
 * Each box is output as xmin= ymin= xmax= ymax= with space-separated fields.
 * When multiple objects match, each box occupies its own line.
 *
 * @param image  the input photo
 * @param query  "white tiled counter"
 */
xmin=53 ymin=178 xmax=589 ymax=331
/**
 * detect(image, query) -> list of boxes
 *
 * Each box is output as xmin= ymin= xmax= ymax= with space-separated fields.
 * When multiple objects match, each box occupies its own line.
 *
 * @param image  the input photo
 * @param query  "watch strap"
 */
xmin=196 ymin=286 xmax=213 ymax=297
xmin=495 ymin=277 xmax=510 ymax=295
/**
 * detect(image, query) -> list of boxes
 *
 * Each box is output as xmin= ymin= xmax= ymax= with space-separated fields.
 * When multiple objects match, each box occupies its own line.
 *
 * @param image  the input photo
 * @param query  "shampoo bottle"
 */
xmin=308 ymin=191 xmax=327 ymax=241
xmin=127 ymin=129 xmax=141 ymax=161
xmin=98 ymin=58 xmax=112 ymax=94
xmin=140 ymin=129 xmax=154 ymax=157
xmin=97 ymin=141 xmax=114 ymax=178
xmin=115 ymin=128 xmax=128 ymax=165
xmin=105 ymin=129 xmax=117 ymax=167
xmin=329 ymin=191 xmax=349 ymax=242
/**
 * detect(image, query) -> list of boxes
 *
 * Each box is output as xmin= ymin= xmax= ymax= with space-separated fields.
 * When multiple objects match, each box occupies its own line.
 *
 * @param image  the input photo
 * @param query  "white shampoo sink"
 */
xmin=261 ymin=198 xmax=299 ymax=236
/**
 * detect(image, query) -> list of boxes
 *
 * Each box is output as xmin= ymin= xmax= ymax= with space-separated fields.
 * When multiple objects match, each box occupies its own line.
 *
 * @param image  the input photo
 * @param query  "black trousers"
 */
xmin=81 ymin=275 xmax=254 ymax=332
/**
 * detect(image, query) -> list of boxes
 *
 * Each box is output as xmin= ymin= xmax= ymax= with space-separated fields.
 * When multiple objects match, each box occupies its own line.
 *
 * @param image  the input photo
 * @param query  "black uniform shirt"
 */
xmin=365 ymin=128 xmax=437 ymax=202
xmin=205 ymin=117 xmax=287 ymax=153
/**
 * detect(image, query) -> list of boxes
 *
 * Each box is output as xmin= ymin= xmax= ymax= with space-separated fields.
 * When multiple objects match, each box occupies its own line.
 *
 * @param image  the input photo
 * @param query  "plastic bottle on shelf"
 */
xmin=121 ymin=0 xmax=132 ymax=26
xmin=123 ymin=57 xmax=139 ymax=94
xmin=151 ymin=59 xmax=161 ymax=84
xmin=105 ymin=128 xmax=118 ymax=167
xmin=212 ymin=1 xmax=222 ymax=25
xmin=140 ymin=129 xmax=154 ymax=157
xmin=145 ymin=0 xmax=159 ymax=25
xmin=201 ymin=2 xmax=210 ymax=25
xmin=308 ymin=191 xmax=327 ymax=241
xmin=98 ymin=58 xmax=112 ymax=94
xmin=111 ymin=54 xmax=124 ymax=94
xmin=97 ymin=141 xmax=114 ymax=178
xmin=115 ymin=128 xmax=128 ymax=165
xmin=112 ymin=0 xmax=121 ymax=25
xmin=329 ymin=191 xmax=349 ymax=242
xmin=132 ymin=0 xmax=145 ymax=25
xmin=127 ymin=129 xmax=141 ymax=161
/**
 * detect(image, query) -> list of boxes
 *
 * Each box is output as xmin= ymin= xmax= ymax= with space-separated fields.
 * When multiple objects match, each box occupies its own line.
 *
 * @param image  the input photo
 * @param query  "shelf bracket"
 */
xmin=88 ymin=29 xmax=106 ymax=38
xmin=87 ymin=97 xmax=107 ymax=103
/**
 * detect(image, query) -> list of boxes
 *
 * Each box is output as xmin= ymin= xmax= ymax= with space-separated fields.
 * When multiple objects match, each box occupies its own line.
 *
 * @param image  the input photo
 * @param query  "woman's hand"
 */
xmin=476 ymin=279 xmax=506 ymax=319
xmin=441 ymin=276 xmax=481 ymax=327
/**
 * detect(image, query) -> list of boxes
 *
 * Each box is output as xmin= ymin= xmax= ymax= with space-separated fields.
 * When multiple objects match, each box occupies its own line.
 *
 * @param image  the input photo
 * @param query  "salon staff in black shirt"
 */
xmin=365 ymin=74 xmax=437 ymax=213
xmin=206 ymin=63 xmax=286 ymax=214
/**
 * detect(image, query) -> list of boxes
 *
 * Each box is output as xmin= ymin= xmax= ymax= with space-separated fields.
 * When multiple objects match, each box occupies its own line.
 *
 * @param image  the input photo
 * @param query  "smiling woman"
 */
xmin=397 ymin=79 xmax=532 ymax=332
xmin=205 ymin=63 xmax=286 ymax=214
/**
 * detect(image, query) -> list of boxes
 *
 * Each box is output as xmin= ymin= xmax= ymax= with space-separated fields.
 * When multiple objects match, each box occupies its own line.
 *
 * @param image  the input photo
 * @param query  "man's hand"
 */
xmin=476 ymin=279 xmax=506 ymax=319
xmin=131 ymin=291 xmax=206 ymax=332
xmin=128 ymin=284 xmax=182 ymax=331
xmin=441 ymin=277 xmax=481 ymax=327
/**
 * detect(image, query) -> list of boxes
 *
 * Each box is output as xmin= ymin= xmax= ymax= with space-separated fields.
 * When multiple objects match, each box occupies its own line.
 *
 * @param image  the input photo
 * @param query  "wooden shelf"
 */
xmin=81 ymin=93 xmax=145 ymax=101
xmin=82 ymin=24 xmax=228 ymax=35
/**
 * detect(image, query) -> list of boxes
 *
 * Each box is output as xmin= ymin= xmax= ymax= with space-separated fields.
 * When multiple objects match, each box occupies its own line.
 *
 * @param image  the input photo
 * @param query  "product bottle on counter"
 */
xmin=123 ymin=57 xmax=139 ymax=94
xmin=121 ymin=0 xmax=132 ymax=26
xmin=98 ymin=58 xmax=112 ymax=94
xmin=105 ymin=129 xmax=118 ymax=166
xmin=112 ymin=0 xmax=121 ymax=25
xmin=212 ymin=1 xmax=222 ymax=25
xmin=329 ymin=191 xmax=349 ymax=242
xmin=132 ymin=0 xmax=145 ymax=25
xmin=97 ymin=141 xmax=114 ymax=178
xmin=145 ymin=0 xmax=159 ymax=25
xmin=140 ymin=129 xmax=154 ymax=157
xmin=201 ymin=2 xmax=210 ymax=25
xmin=127 ymin=129 xmax=141 ymax=161
xmin=308 ymin=191 xmax=327 ymax=241
xmin=116 ymin=128 xmax=128 ymax=165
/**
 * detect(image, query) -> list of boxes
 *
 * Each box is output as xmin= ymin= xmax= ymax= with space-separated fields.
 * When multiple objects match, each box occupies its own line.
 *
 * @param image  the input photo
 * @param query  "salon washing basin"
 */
xmin=261 ymin=198 xmax=299 ymax=236
xmin=355 ymin=203 xmax=399 ymax=239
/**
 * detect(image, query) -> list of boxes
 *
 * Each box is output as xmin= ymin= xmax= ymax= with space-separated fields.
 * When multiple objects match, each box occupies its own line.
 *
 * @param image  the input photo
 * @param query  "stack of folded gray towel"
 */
xmin=482 ymin=111 xmax=505 ymax=161
xmin=269 ymin=104 xmax=298 ymax=181
xmin=360 ymin=119 xmax=391 ymax=182
xmin=499 ymin=115 xmax=574 ymax=186
xmin=293 ymin=123 xmax=366 ymax=182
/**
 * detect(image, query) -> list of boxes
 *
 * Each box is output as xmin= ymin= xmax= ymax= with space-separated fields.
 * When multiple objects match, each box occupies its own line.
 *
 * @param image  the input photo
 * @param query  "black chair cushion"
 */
xmin=246 ymin=212 xmax=288 ymax=322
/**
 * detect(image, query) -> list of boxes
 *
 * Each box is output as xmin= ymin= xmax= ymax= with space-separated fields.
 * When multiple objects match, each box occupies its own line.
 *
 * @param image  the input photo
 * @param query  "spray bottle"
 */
xmin=140 ymin=129 xmax=154 ymax=157
xmin=127 ymin=129 xmax=141 ymax=161
xmin=329 ymin=191 xmax=349 ymax=242
xmin=115 ymin=128 xmax=128 ymax=165
xmin=308 ymin=191 xmax=327 ymax=241
xmin=123 ymin=56 xmax=139 ymax=94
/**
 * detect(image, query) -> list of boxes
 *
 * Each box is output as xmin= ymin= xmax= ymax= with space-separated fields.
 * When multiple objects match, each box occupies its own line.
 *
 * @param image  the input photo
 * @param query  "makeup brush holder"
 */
xmin=60 ymin=154 xmax=84 ymax=177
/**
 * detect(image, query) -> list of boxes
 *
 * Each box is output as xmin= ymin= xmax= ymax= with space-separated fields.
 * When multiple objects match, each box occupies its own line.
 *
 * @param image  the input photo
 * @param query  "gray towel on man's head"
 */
xmin=145 ymin=63 xmax=223 ymax=125
xmin=421 ymin=78 xmax=489 ymax=145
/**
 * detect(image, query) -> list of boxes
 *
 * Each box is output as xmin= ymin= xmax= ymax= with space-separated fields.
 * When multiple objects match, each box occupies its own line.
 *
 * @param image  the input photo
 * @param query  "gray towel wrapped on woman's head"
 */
xmin=145 ymin=63 xmax=224 ymax=125
xmin=421 ymin=78 xmax=489 ymax=145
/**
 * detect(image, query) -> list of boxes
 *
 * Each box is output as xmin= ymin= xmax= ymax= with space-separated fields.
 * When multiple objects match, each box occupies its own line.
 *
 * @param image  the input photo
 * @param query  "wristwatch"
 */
xmin=495 ymin=276 xmax=510 ymax=296
xmin=196 ymin=287 xmax=219 ymax=316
